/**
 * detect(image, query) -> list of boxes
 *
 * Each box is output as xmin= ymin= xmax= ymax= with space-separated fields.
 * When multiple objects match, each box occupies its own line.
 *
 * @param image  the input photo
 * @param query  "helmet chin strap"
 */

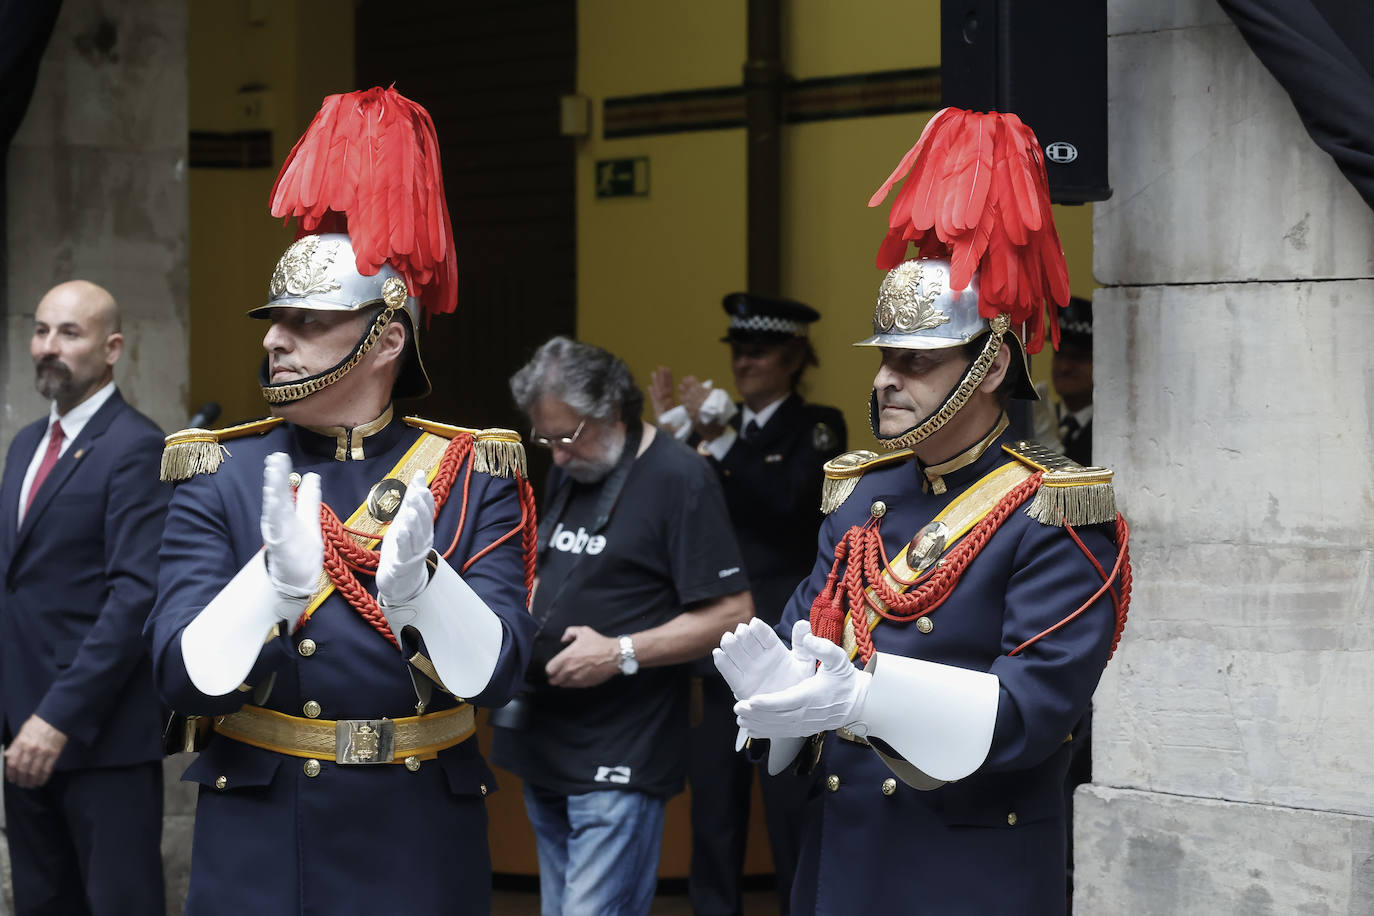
xmin=870 ymin=315 xmax=1010 ymax=451
xmin=258 ymin=307 xmax=395 ymax=405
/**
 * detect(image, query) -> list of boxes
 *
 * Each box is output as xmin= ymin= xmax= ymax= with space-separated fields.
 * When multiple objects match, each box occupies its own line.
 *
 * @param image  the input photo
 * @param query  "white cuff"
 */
xmin=380 ymin=556 xmax=503 ymax=698
xmin=181 ymin=550 xmax=304 ymax=697
xmin=766 ymin=735 xmax=806 ymax=776
xmin=853 ymin=652 xmax=1000 ymax=783
xmin=701 ymin=427 xmax=737 ymax=461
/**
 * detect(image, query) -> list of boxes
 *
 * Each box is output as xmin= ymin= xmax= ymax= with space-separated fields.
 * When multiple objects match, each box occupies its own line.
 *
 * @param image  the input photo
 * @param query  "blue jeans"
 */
xmin=522 ymin=783 xmax=666 ymax=916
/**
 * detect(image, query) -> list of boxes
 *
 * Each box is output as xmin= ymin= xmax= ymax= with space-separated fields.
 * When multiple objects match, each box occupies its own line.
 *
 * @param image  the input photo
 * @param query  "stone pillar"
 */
xmin=0 ymin=1 xmax=189 ymax=913
xmin=1077 ymin=3 xmax=1374 ymax=913
xmin=1 ymin=0 xmax=188 ymax=450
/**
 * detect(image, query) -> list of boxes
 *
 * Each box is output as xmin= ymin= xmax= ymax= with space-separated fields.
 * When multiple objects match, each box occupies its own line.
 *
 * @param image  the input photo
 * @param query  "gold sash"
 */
xmin=842 ymin=461 xmax=1034 ymax=659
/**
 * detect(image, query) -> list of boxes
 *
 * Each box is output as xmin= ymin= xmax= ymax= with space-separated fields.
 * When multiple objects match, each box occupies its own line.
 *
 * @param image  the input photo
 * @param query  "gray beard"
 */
xmin=562 ymin=423 xmax=627 ymax=484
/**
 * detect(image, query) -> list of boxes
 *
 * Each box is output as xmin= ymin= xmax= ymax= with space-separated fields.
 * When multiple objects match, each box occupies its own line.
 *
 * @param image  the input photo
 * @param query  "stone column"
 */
xmin=1077 ymin=3 xmax=1374 ymax=913
xmin=1 ymin=0 xmax=188 ymax=450
xmin=0 ymin=1 xmax=189 ymax=913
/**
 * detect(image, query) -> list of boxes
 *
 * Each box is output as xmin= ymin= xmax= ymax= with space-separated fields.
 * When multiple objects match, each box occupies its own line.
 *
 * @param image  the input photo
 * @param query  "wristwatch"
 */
xmin=617 ymin=635 xmax=639 ymax=676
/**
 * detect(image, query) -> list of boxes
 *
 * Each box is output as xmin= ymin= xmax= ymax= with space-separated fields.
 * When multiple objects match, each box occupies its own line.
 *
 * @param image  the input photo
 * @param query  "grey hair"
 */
xmin=510 ymin=336 xmax=643 ymax=423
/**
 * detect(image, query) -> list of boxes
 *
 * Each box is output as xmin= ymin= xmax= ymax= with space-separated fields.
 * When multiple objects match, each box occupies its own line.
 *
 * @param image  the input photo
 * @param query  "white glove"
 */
xmin=714 ymin=618 xmax=816 ymax=703
xmin=714 ymin=618 xmax=818 ymax=750
xmin=260 ymin=452 xmax=322 ymax=601
xmin=656 ymin=404 xmax=693 ymax=440
xmin=376 ymin=471 xmax=436 ymax=607
xmin=698 ymin=385 xmax=738 ymax=426
xmin=734 ymin=624 xmax=871 ymax=740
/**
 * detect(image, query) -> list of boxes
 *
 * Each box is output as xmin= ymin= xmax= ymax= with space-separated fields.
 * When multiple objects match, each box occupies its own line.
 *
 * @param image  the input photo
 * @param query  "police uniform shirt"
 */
xmin=490 ymin=431 xmax=748 ymax=798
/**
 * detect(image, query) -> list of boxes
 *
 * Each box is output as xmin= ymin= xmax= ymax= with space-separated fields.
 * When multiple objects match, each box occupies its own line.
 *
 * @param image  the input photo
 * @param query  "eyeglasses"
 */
xmin=530 ymin=418 xmax=587 ymax=449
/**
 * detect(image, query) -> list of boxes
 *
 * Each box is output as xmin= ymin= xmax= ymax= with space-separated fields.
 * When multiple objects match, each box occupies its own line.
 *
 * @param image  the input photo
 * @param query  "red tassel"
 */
xmin=269 ymin=86 xmax=458 ymax=320
xmin=869 ymin=108 xmax=1070 ymax=353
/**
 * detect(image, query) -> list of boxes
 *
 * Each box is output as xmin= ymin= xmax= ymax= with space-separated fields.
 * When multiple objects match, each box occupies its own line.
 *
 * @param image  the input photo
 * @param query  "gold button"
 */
xmin=297 ymin=638 xmax=317 ymax=657
xmin=870 ymin=500 xmax=887 ymax=518
xmin=881 ymin=778 xmax=897 ymax=796
xmin=302 ymin=700 xmax=321 ymax=718
xmin=214 ymin=775 xmax=227 ymax=790
xmin=826 ymin=774 xmax=840 ymax=792
xmin=479 ymin=783 xmax=488 ymax=796
xmin=304 ymin=759 xmax=321 ymax=778
xmin=405 ymin=756 xmax=421 ymax=772
xmin=916 ymin=617 xmax=934 ymax=634
xmin=1007 ymin=812 xmax=1018 ymax=826
xmin=288 ymin=472 xmax=302 ymax=488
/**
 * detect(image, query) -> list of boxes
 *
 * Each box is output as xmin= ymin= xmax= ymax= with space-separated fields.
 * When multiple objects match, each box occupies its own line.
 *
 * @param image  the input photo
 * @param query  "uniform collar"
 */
xmin=740 ymin=393 xmax=790 ymax=431
xmin=296 ymin=404 xmax=400 ymax=461
xmin=920 ymin=413 xmax=1009 ymax=495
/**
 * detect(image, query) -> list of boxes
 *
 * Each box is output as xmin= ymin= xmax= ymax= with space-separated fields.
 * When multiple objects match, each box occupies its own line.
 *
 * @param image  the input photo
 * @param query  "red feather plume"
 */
xmin=270 ymin=86 xmax=458 ymax=320
xmin=869 ymin=108 xmax=1069 ymax=352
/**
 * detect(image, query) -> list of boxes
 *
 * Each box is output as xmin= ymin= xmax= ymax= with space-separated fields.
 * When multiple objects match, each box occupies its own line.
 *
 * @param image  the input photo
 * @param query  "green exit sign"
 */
xmin=595 ymin=157 xmax=649 ymax=198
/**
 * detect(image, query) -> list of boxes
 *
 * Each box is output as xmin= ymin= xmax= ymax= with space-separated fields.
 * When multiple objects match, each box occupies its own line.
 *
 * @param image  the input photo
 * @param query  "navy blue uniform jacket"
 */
xmin=0 ymin=389 xmax=168 ymax=768
xmin=145 ymin=417 xmax=535 ymax=915
xmin=778 ymin=431 xmax=1118 ymax=915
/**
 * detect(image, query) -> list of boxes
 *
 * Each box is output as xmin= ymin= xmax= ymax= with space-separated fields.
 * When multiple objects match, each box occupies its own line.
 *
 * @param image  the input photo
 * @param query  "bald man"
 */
xmin=0 ymin=281 xmax=168 ymax=914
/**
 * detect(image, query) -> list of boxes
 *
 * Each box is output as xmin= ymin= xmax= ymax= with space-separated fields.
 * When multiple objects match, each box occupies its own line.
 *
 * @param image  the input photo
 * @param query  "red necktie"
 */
xmin=24 ymin=420 xmax=65 ymax=516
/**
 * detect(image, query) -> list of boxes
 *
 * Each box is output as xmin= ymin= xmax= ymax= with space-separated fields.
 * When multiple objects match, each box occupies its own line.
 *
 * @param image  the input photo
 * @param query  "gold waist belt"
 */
xmin=214 ymin=703 xmax=474 ymax=764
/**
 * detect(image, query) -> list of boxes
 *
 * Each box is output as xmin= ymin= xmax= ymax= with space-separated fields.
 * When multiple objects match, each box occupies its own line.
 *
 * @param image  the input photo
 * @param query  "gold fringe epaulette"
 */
xmin=403 ymin=417 xmax=527 ymax=480
xmin=1004 ymin=439 xmax=1116 ymax=527
xmin=161 ymin=417 xmax=285 ymax=483
xmin=820 ymin=448 xmax=916 ymax=514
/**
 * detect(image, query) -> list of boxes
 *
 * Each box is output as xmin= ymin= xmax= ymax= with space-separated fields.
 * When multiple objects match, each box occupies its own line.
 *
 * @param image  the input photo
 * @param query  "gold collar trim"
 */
xmin=923 ymin=413 xmax=1009 ymax=495
xmin=304 ymin=404 xmax=395 ymax=461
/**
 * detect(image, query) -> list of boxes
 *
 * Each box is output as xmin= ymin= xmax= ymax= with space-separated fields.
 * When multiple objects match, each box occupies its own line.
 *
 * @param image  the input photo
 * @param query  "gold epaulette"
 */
xmin=403 ymin=417 xmax=527 ymax=479
xmin=160 ymin=417 xmax=285 ymax=483
xmin=1004 ymin=439 xmax=1116 ymax=527
xmin=820 ymin=448 xmax=916 ymax=514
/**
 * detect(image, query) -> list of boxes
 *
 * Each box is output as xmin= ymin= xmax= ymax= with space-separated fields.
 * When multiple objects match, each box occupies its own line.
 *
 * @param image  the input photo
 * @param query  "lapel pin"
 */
xmin=72 ymin=449 xmax=85 ymax=461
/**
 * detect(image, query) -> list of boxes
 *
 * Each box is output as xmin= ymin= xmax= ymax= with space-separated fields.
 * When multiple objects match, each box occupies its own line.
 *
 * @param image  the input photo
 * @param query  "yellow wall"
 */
xmin=187 ymin=0 xmax=355 ymax=426
xmin=576 ymin=0 xmax=1093 ymax=456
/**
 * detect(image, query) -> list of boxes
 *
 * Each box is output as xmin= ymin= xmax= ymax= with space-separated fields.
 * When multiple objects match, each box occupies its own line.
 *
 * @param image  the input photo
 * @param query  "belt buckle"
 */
xmin=335 ymin=718 xmax=395 ymax=764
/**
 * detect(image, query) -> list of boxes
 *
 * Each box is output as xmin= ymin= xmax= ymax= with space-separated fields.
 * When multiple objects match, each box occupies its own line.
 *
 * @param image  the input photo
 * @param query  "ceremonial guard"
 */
xmin=715 ymin=109 xmax=1132 ymax=914
xmin=146 ymin=88 xmax=537 ymax=913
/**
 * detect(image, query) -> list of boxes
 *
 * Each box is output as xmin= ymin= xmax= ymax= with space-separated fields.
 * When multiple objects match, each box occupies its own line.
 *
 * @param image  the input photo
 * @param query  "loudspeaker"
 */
xmin=941 ymin=0 xmax=1111 ymax=204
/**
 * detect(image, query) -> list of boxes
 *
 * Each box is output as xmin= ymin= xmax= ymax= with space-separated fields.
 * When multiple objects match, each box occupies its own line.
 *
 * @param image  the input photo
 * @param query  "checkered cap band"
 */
xmin=1060 ymin=318 xmax=1092 ymax=337
xmin=730 ymin=314 xmax=807 ymax=336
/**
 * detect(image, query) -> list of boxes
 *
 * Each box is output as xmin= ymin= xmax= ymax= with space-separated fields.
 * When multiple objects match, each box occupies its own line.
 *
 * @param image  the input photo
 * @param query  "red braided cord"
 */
xmin=303 ymin=433 xmax=473 ymax=646
xmin=441 ymin=452 xmax=477 ymax=560
xmin=819 ymin=473 xmax=1044 ymax=664
xmin=1008 ymin=512 xmax=1132 ymax=660
xmin=516 ymin=475 xmax=538 ymax=600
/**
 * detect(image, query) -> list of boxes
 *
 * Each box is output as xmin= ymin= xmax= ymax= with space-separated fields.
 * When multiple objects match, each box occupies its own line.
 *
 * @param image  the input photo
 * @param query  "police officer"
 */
xmin=714 ymin=109 xmax=1132 ymax=914
xmin=144 ymin=88 xmax=537 ymax=914
xmin=651 ymin=293 xmax=845 ymax=916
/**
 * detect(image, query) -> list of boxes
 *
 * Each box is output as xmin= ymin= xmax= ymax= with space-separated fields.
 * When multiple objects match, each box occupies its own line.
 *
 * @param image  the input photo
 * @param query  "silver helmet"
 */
xmin=856 ymin=258 xmax=1036 ymax=451
xmin=248 ymin=233 xmax=431 ymax=403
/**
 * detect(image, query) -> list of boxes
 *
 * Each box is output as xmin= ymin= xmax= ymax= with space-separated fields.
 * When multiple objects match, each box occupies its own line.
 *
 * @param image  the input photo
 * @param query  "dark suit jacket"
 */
xmin=0 ymin=388 xmax=169 ymax=770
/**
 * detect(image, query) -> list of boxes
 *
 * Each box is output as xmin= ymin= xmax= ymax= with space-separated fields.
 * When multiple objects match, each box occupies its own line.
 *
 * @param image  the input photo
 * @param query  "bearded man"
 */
xmin=0 ymin=280 xmax=168 ymax=914
xmin=492 ymin=336 xmax=753 ymax=916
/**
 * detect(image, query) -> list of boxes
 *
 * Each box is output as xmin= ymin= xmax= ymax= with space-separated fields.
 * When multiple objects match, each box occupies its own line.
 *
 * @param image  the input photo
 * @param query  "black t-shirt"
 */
xmin=490 ymin=430 xmax=748 ymax=797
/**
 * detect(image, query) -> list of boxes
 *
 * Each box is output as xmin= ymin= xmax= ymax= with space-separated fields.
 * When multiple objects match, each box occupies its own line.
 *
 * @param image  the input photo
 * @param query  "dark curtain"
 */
xmin=1219 ymin=0 xmax=1374 ymax=210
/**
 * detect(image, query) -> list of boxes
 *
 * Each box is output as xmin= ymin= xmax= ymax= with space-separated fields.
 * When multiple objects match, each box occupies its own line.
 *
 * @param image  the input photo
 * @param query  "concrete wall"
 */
xmin=0 ymin=0 xmax=188 ymax=912
xmin=1 ymin=0 xmax=189 ymax=451
xmin=1078 ymin=2 xmax=1374 ymax=913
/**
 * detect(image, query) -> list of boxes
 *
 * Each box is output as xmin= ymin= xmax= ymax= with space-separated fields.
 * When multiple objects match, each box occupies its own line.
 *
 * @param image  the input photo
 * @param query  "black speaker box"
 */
xmin=941 ymin=0 xmax=1111 ymax=204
